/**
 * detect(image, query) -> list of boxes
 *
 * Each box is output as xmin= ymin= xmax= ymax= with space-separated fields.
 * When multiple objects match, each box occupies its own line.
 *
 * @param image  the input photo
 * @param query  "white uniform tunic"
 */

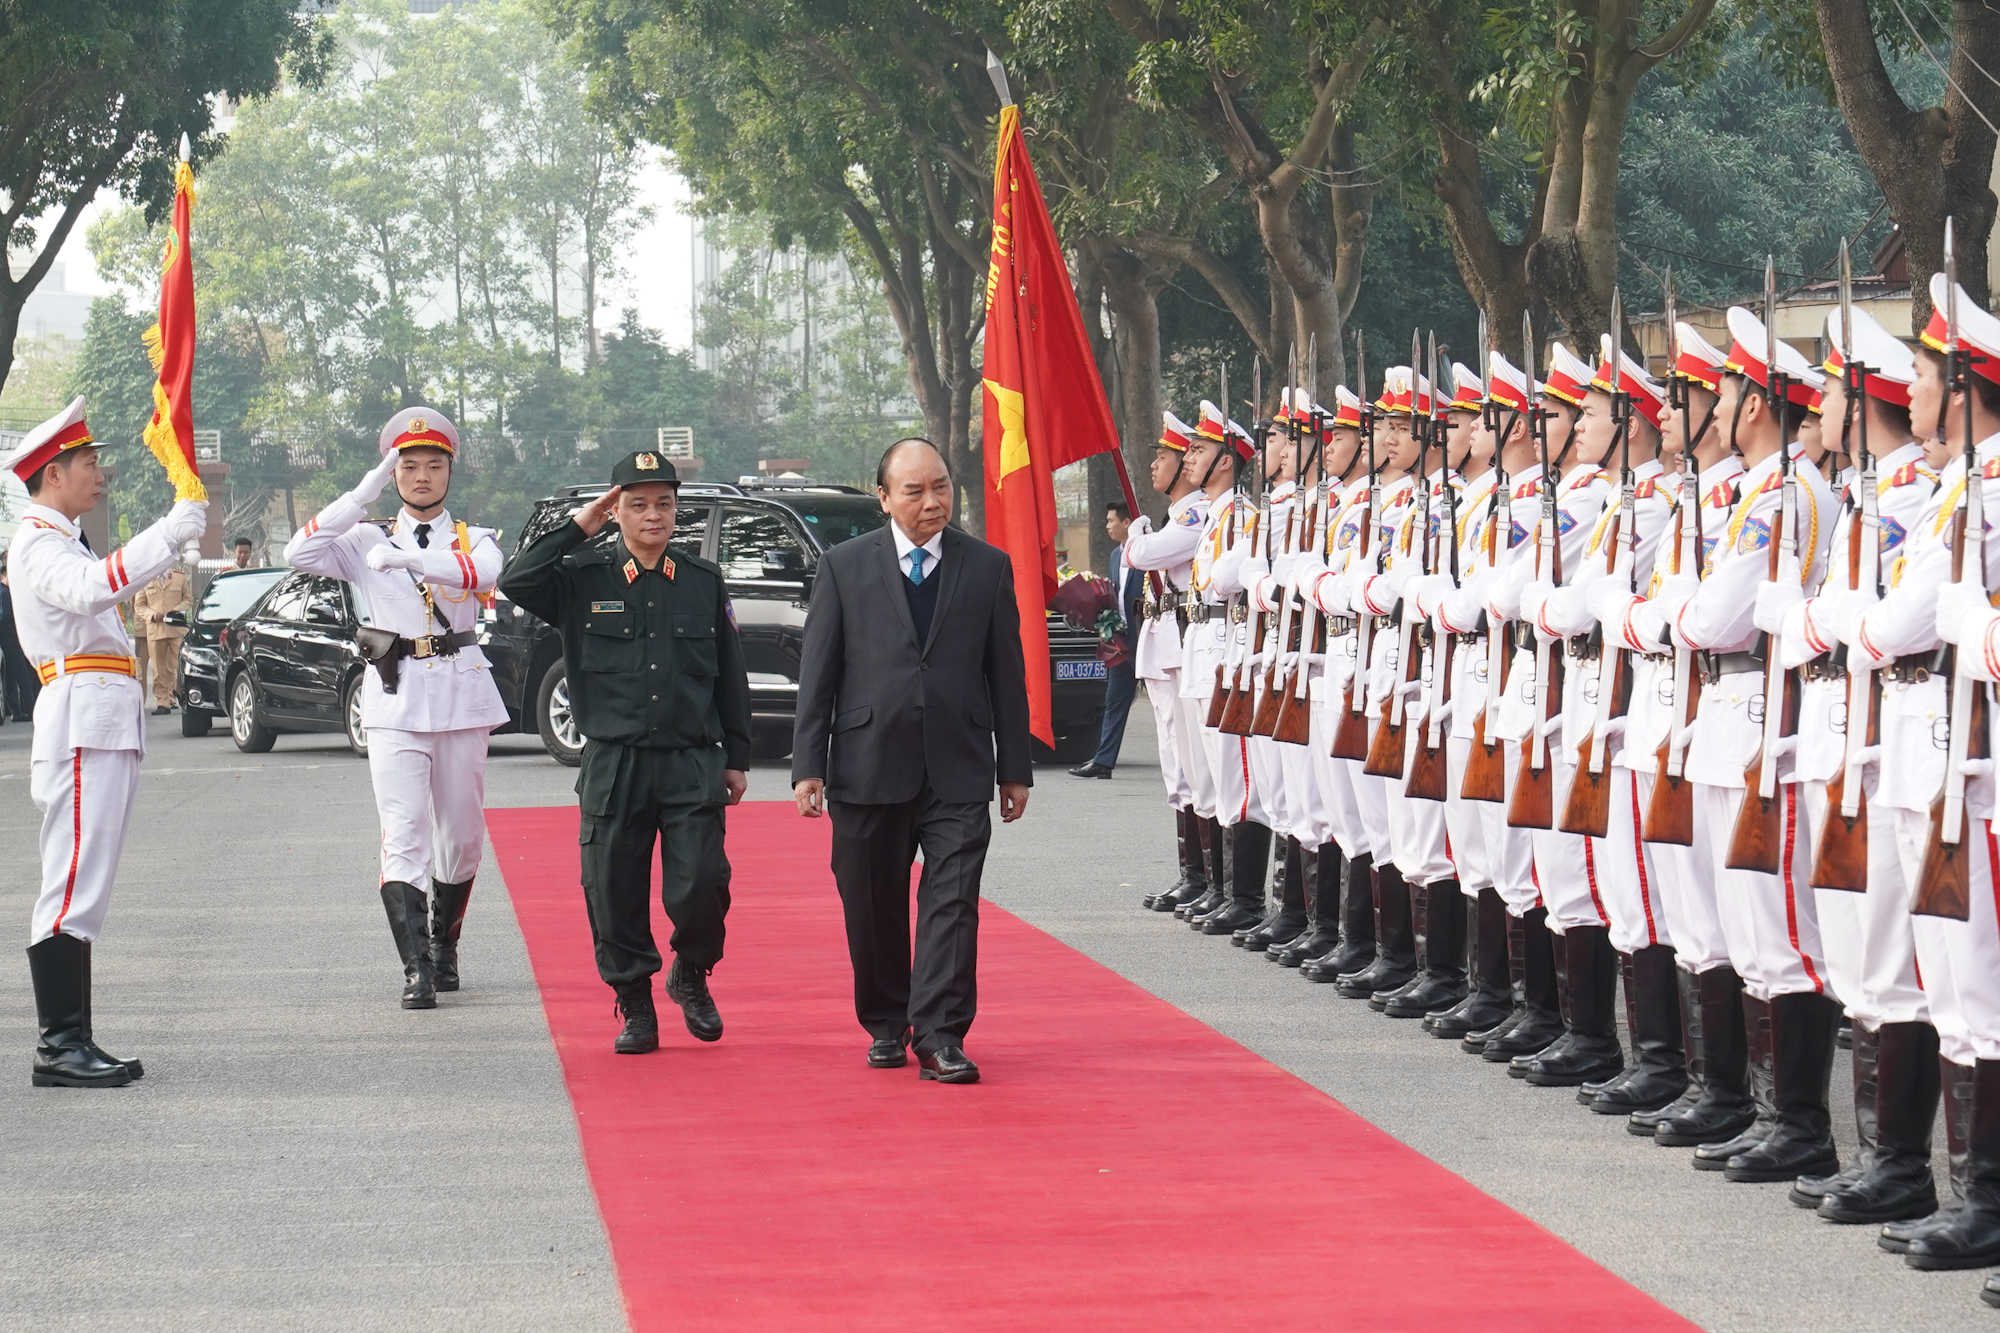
xmin=1125 ymin=489 xmax=1208 ymax=811
xmin=1297 ymin=476 xmax=1383 ymax=862
xmin=13 ymin=505 xmax=179 ymax=943
xmin=286 ymin=495 xmax=508 ymax=891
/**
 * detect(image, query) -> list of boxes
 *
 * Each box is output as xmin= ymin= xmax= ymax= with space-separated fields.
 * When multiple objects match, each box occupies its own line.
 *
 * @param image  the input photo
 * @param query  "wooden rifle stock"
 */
xmin=1560 ymin=647 xmax=1625 ymax=836
xmin=1363 ymin=641 xmax=1416 ymax=778
xmin=1206 ymin=661 xmax=1229 ymax=727
xmin=1461 ymin=643 xmax=1510 ymax=802
xmin=1272 ymin=493 xmax=1319 ymax=746
xmin=1218 ymin=618 xmax=1258 ymax=735
xmin=1645 ymin=503 xmax=1698 ymax=846
xmin=1332 ymin=672 xmax=1372 ymax=759
xmin=1405 ymin=633 xmax=1454 ymax=800
xmin=1506 ymin=649 xmax=1558 ymax=828
xmin=1725 ymin=670 xmax=1796 ymax=872
xmin=1813 ymin=504 xmax=1874 ymax=892
xmin=1915 ymin=686 xmax=1982 ymax=919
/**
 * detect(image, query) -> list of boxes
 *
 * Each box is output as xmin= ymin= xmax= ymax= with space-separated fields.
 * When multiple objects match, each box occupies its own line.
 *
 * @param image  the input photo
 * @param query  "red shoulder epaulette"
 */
xmin=1705 ymin=484 xmax=1733 ymax=509
xmin=1513 ymin=480 xmax=1539 ymax=500
xmin=1889 ymin=463 xmax=1918 ymax=487
xmin=1634 ymin=477 xmax=1657 ymax=500
xmin=1983 ymin=458 xmax=2000 ymax=481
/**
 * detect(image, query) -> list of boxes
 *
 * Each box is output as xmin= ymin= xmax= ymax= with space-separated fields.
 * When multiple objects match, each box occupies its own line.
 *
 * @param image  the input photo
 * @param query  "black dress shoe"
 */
xmin=613 ymin=984 xmax=658 ymax=1055
xmin=1200 ymin=901 xmax=1266 ymax=934
xmin=1067 ymin=762 xmax=1114 ymax=778
xmin=666 ymin=957 xmax=723 ymax=1041
xmin=919 ymin=1046 xmax=980 ymax=1084
xmin=868 ymin=1031 xmax=911 ymax=1068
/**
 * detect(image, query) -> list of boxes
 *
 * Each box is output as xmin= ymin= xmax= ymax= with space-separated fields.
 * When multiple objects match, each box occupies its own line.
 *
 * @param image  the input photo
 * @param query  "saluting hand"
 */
xmin=574 ymin=486 xmax=622 ymax=538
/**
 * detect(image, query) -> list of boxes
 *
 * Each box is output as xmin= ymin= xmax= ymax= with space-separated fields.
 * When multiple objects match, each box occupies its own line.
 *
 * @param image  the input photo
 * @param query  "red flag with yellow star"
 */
xmin=141 ymin=144 xmax=205 ymax=502
xmin=980 ymin=102 xmax=1121 ymax=746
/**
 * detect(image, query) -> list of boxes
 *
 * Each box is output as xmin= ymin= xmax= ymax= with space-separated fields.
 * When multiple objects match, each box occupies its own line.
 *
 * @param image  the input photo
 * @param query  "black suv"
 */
xmin=483 ymin=480 xmax=1107 ymax=765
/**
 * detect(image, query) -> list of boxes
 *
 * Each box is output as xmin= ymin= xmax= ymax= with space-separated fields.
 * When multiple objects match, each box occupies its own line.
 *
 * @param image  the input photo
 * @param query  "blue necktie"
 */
xmin=908 ymin=549 xmax=927 ymax=584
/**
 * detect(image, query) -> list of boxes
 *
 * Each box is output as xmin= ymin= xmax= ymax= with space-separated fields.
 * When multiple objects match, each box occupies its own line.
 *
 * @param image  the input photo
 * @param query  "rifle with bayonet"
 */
xmin=1222 ymin=356 xmax=1272 ymax=736
xmin=1334 ymin=332 xmax=1379 ymax=760
xmin=1509 ymin=319 xmax=1562 ymax=828
xmin=1645 ymin=271 xmax=1703 ymax=845
xmin=1563 ymin=290 xmax=1635 ymax=837
xmin=1408 ymin=333 xmax=1456 ymax=801
xmin=1916 ymin=218 xmax=1985 ymax=921
xmin=1814 ymin=239 xmax=1876 ymax=892
xmin=1272 ymin=335 xmax=1322 ymax=746
xmin=1206 ymin=362 xmax=1238 ymax=728
xmin=1463 ymin=312 xmax=1514 ymax=803
xmin=1728 ymin=257 xmax=1803 ymax=872
xmin=1253 ymin=346 xmax=1303 ymax=737
xmin=1366 ymin=334 xmax=1429 ymax=779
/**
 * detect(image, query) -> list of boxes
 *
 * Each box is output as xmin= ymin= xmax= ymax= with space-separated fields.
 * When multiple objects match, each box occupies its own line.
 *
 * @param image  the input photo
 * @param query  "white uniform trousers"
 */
xmin=1700 ymin=781 xmax=1828 ymax=1002
xmin=369 ymin=726 xmax=491 ymax=893
xmin=1593 ymin=768 xmax=1674 ymax=955
xmin=29 ymin=746 xmax=143 ymax=944
xmin=1144 ymin=676 xmax=1191 ymax=808
xmin=1910 ymin=820 xmax=2000 ymax=1065
xmin=1309 ymin=681 xmax=1366 ymax=857
xmin=1180 ymin=694 xmax=1219 ymax=820
xmin=1532 ymin=757 xmax=1608 ymax=934
xmin=1206 ymin=724 xmax=1269 ymax=828
xmin=1806 ymin=785 xmax=1928 ymax=1029
xmin=1443 ymin=735 xmax=1491 ymax=897
xmin=1653 ymin=796 xmax=1731 ymax=974
xmin=1389 ymin=727 xmax=1454 ymax=886
xmin=1282 ymin=715 xmax=1332 ymax=850
xmin=1249 ymin=733 xmax=1289 ymax=839
xmin=1480 ymin=740 xmax=1540 ymax=917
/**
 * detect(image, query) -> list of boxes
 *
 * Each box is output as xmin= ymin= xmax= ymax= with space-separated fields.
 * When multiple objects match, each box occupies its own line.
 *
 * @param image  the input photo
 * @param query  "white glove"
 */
xmin=352 ymin=452 xmax=400 ymax=505
xmin=1272 ymin=550 xmax=1301 ymax=585
xmin=1241 ymin=553 xmax=1271 ymax=589
xmin=1586 ymin=575 xmax=1637 ymax=627
xmin=1316 ymin=569 xmax=1356 ymax=616
xmin=1387 ymin=560 xmax=1421 ymax=597
xmin=1652 ymin=571 xmax=1698 ymax=625
xmin=1519 ymin=579 xmax=1555 ymax=632
xmin=1128 ymin=515 xmax=1153 ymax=537
xmin=1937 ymin=580 xmax=1993 ymax=646
xmin=162 ymin=499 xmax=207 ymax=547
xmin=1752 ymin=581 xmax=1805 ymax=635
xmin=1813 ymin=587 xmax=1869 ymax=646
xmin=1411 ymin=573 xmax=1455 ymax=620
xmin=366 ymin=544 xmax=423 ymax=573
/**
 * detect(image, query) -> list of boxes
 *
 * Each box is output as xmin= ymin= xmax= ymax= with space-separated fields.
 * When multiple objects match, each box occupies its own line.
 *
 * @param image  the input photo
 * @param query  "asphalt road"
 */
xmin=0 ymin=699 xmax=1992 ymax=1331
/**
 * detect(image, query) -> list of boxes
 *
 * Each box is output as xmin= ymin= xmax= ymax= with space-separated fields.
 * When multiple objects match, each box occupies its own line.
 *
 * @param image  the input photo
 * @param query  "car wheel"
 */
xmin=180 ymin=709 xmax=213 ymax=738
xmin=229 ymin=672 xmax=277 ymax=754
xmin=343 ymin=675 xmax=369 ymax=757
xmin=536 ymin=659 xmax=584 ymax=767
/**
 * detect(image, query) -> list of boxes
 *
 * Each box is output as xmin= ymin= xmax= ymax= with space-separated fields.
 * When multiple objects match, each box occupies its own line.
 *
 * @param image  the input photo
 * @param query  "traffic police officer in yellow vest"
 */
xmin=499 ymin=452 xmax=752 ymax=1055
xmin=286 ymin=408 xmax=509 ymax=1009
xmin=8 ymin=396 xmax=207 ymax=1087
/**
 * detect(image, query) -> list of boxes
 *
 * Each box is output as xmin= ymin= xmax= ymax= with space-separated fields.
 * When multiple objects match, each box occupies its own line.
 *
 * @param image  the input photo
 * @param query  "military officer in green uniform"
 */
xmin=499 ymin=451 xmax=751 ymax=1054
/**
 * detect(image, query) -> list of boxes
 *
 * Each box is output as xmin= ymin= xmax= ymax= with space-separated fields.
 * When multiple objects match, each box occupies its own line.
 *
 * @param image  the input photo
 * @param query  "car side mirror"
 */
xmin=761 ymin=548 xmax=807 ymax=576
xmin=162 ymin=610 xmax=188 ymax=629
xmin=306 ymin=602 xmax=342 ymax=626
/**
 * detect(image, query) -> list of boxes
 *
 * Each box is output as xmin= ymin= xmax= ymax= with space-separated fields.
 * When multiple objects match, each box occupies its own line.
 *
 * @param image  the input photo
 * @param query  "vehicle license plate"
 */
xmin=1056 ymin=660 xmax=1108 ymax=681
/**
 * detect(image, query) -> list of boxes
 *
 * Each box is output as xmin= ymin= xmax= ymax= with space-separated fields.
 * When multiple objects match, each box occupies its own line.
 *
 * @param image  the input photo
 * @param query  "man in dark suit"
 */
xmin=792 ymin=438 xmax=1033 ymax=1085
xmin=1070 ymin=502 xmax=1141 ymax=779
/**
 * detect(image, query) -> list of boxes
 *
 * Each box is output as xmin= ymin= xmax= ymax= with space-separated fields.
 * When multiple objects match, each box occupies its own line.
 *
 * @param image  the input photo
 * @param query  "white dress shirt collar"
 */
xmin=889 ymin=520 xmax=944 ymax=568
xmin=394 ymin=508 xmax=452 ymax=542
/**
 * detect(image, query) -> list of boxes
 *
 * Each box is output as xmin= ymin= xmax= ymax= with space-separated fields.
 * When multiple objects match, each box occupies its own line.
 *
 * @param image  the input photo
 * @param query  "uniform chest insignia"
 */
xmin=1878 ymin=516 xmax=1908 ymax=553
xmin=1703 ymin=535 xmax=1722 ymax=563
xmin=1510 ymin=518 xmax=1530 ymax=548
xmin=724 ymin=597 xmax=737 ymax=629
xmin=1556 ymin=510 xmax=1579 ymax=536
xmin=661 ymin=554 xmax=676 ymax=580
xmin=623 ymin=559 xmax=639 ymax=583
xmin=1177 ymin=507 xmax=1205 ymax=527
xmin=591 ymin=600 xmax=625 ymax=613
xmin=1737 ymin=515 xmax=1771 ymax=554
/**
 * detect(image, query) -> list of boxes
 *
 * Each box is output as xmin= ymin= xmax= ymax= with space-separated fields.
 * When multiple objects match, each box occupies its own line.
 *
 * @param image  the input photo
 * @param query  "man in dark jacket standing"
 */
xmin=500 ymin=452 xmax=752 ymax=1054
xmin=792 ymin=438 xmax=1033 ymax=1084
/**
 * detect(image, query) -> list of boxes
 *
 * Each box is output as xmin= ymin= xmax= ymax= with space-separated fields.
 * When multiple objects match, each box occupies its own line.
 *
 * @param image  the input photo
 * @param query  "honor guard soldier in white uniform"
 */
xmin=1126 ymin=411 xmax=1211 ymax=912
xmin=286 ymin=408 xmax=508 ymax=1009
xmin=10 ymin=397 xmax=206 ymax=1086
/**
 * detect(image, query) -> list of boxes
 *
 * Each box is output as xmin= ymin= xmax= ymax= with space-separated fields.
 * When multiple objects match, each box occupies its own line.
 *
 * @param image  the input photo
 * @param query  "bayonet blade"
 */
xmin=1948 ymin=216 xmax=1961 ymax=351
xmin=1838 ymin=238 xmax=1854 ymax=367
xmin=1663 ymin=266 xmax=1676 ymax=368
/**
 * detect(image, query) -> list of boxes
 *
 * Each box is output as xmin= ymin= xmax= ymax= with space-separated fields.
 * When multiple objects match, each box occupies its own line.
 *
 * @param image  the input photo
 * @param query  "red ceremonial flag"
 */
xmin=980 ymin=101 xmax=1122 ymax=747
xmin=142 ymin=143 xmax=205 ymax=502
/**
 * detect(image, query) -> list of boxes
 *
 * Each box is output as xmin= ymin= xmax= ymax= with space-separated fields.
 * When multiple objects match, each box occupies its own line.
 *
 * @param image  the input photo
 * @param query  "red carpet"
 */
xmin=488 ymin=803 xmax=1697 ymax=1332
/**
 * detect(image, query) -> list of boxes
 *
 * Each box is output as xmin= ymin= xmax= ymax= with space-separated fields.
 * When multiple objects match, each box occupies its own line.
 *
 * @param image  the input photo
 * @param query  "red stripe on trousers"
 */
xmin=1236 ymin=738 xmax=1250 ymax=823
xmin=1631 ymin=770 xmax=1659 ymax=945
xmin=52 ymin=750 xmax=82 ymax=934
xmin=1582 ymin=828 xmax=1609 ymax=925
xmin=1780 ymin=784 xmax=1825 ymax=992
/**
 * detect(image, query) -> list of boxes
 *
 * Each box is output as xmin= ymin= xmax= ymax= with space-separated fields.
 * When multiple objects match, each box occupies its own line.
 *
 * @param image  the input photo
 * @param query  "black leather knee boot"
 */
xmin=381 ymin=880 xmax=437 ymax=1010
xmin=1655 ymin=965 xmax=1758 ymax=1147
xmin=1820 ymin=1020 xmax=1940 ymax=1223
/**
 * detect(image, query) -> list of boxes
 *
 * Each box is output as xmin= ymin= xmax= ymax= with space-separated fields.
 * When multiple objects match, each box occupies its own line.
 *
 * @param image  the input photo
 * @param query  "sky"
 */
xmin=47 ymin=151 xmax=700 ymax=353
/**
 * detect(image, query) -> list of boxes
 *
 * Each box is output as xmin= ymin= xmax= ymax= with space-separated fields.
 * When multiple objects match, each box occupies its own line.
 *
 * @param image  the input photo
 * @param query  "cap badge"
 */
xmin=636 ymin=453 xmax=659 ymax=470
xmin=409 ymin=416 xmax=428 ymax=435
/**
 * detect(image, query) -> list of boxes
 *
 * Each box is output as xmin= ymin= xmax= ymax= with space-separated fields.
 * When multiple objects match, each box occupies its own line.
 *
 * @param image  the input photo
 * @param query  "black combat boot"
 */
xmin=1178 ymin=818 xmax=1230 ymax=919
xmin=1793 ymin=1019 xmax=1877 ymax=1209
xmin=1200 ymin=820 xmax=1272 ymax=934
xmin=1239 ymin=837 xmax=1307 ymax=949
xmin=1693 ymin=990 xmax=1773 ymax=1167
xmin=1722 ymin=991 xmax=1839 ymax=1182
xmin=1591 ymin=945 xmax=1687 ymax=1114
xmin=666 ymin=956 xmax=724 ymax=1041
xmin=1152 ymin=804 xmax=1192 ymax=908
xmin=27 ymin=935 xmax=133 ymax=1088
xmin=1430 ymin=887 xmax=1511 ymax=1039
xmin=1522 ymin=924 xmax=1624 ymax=1086
xmin=1335 ymin=861 xmax=1416 ymax=998
xmin=1578 ymin=950 xmax=1640 ymax=1105
xmin=1482 ymin=907 xmax=1564 ymax=1062
xmin=1386 ymin=880 xmax=1468 ymax=1018
xmin=1302 ymin=853 xmax=1376 ymax=980
xmin=72 ymin=939 xmax=142 ymax=1079
xmin=1883 ymin=1058 xmax=1974 ymax=1253
xmin=613 ymin=981 xmax=659 ymax=1054
xmin=1655 ymin=965 xmax=1758 ymax=1147
xmin=1464 ymin=907 xmax=1531 ymax=1054
xmin=429 ymin=878 xmax=473 ymax=992
xmin=1819 ymin=1021 xmax=1939 ymax=1223
xmin=1906 ymin=1058 xmax=2000 ymax=1270
xmin=1370 ymin=876 xmax=1430 ymax=1011
xmin=380 ymin=880 xmax=437 ymax=1010
xmin=1272 ymin=844 xmax=1342 ymax=965
xmin=1631 ymin=967 xmax=1702 ymax=1137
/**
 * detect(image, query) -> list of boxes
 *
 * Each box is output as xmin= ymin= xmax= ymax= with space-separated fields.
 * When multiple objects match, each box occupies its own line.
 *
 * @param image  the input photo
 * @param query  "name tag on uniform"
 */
xmin=591 ymin=601 xmax=625 ymax=613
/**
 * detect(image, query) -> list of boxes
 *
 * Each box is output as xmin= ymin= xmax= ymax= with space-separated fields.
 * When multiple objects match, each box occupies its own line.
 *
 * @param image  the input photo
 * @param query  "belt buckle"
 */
xmin=410 ymin=635 xmax=436 ymax=660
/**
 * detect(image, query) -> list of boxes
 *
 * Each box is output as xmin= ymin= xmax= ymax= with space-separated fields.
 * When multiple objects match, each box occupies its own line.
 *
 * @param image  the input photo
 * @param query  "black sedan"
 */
xmin=212 ymin=569 xmax=373 ymax=756
xmin=175 ymin=567 xmax=286 ymax=737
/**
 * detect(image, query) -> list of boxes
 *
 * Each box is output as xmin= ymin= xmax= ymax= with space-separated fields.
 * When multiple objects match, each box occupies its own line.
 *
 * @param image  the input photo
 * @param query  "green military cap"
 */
xmin=610 ymin=451 xmax=680 ymax=487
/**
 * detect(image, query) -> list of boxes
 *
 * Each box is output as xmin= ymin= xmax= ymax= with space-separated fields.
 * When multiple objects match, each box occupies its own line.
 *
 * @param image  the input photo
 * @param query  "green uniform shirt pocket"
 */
xmin=577 ymin=611 xmax=638 ymax=673
xmin=673 ymin=614 xmax=718 ymax=676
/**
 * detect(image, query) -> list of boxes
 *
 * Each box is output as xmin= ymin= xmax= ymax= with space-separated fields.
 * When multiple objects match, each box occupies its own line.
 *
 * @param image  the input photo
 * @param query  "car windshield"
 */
xmin=782 ymin=496 xmax=888 ymax=549
xmin=197 ymin=569 xmax=285 ymax=623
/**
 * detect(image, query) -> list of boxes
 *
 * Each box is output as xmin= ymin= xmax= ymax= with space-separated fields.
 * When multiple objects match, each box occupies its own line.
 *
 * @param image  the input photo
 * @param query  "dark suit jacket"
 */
xmin=791 ymin=524 xmax=1034 ymax=805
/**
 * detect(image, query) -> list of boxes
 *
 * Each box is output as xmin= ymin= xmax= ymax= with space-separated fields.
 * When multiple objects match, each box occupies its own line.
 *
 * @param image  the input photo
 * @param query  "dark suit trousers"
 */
xmin=829 ymin=781 xmax=989 ymax=1056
